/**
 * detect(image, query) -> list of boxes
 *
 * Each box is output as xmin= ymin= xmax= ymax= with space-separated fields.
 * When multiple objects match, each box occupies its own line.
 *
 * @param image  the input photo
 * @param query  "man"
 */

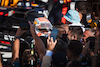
xmin=82 ymin=28 xmax=95 ymax=44
xmin=67 ymin=26 xmax=83 ymax=41
xmin=64 ymin=9 xmax=83 ymax=25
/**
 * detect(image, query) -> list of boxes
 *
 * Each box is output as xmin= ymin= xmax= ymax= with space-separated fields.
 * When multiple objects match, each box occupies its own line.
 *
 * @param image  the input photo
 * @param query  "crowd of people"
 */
xmin=0 ymin=0 xmax=100 ymax=67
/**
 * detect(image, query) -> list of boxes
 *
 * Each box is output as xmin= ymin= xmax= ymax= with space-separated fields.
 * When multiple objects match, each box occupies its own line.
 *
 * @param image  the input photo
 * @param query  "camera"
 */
xmin=20 ymin=20 xmax=30 ymax=30
xmin=86 ymin=37 xmax=95 ymax=50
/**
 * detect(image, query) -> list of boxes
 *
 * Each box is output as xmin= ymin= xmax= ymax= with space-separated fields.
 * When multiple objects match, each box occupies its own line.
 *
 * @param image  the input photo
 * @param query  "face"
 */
xmin=82 ymin=30 xmax=95 ymax=44
xmin=62 ymin=24 xmax=69 ymax=34
xmin=82 ymin=31 xmax=90 ymax=43
xmin=67 ymin=30 xmax=72 ymax=40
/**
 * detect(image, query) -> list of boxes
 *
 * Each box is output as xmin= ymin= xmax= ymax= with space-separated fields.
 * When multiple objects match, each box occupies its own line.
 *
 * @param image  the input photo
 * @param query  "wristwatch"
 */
xmin=79 ymin=54 xmax=84 ymax=58
xmin=15 ymin=36 xmax=20 ymax=40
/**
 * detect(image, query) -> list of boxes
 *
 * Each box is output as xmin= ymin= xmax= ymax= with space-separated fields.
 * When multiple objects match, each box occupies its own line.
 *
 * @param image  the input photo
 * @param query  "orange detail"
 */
xmin=87 ymin=19 xmax=92 ymax=23
xmin=38 ymin=17 xmax=50 ymax=22
xmin=67 ymin=0 xmax=71 ymax=3
xmin=61 ymin=5 xmax=68 ymax=24
xmin=0 ymin=12 xmax=4 ymax=15
xmin=64 ymin=0 xmax=71 ymax=4
xmin=39 ymin=25 xmax=41 ymax=28
xmin=37 ymin=33 xmax=42 ymax=37
xmin=10 ymin=0 xmax=19 ymax=7
xmin=1 ymin=0 xmax=9 ymax=7
xmin=63 ymin=0 xmax=67 ymax=4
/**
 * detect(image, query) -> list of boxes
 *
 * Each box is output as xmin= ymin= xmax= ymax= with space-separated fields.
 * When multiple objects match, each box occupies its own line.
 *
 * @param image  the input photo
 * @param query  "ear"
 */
xmin=76 ymin=8 xmax=78 ymax=11
xmin=72 ymin=35 xmax=77 ymax=40
xmin=93 ymin=12 xmax=95 ymax=15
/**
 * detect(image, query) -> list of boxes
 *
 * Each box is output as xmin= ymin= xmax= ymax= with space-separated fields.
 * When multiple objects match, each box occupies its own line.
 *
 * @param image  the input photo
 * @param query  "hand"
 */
xmin=15 ymin=27 xmax=28 ymax=37
xmin=28 ymin=21 xmax=35 ymax=33
xmin=83 ymin=41 xmax=90 ymax=49
xmin=81 ymin=41 xmax=90 ymax=56
xmin=47 ymin=36 xmax=57 ymax=51
xmin=0 ymin=54 xmax=1 ymax=61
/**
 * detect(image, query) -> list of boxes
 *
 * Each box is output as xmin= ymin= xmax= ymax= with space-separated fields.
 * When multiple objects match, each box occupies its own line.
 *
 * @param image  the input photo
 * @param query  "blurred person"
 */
xmin=64 ymin=10 xmax=82 ymax=25
xmin=75 ymin=1 xmax=92 ymax=27
xmin=11 ymin=21 xmax=46 ymax=67
xmin=89 ymin=3 xmax=100 ymax=29
xmin=67 ymin=26 xmax=83 ymax=41
xmin=48 ymin=0 xmax=71 ymax=25
xmin=41 ymin=37 xmax=68 ymax=67
xmin=91 ymin=22 xmax=100 ymax=67
xmin=53 ymin=39 xmax=67 ymax=55
xmin=82 ymin=28 xmax=95 ymax=44
xmin=52 ymin=51 xmax=67 ymax=67
xmin=63 ymin=9 xmax=85 ymax=32
xmin=67 ymin=59 xmax=83 ymax=67
xmin=67 ymin=40 xmax=83 ymax=61
xmin=92 ymin=3 xmax=100 ymax=24
xmin=67 ymin=40 xmax=91 ymax=67
xmin=61 ymin=24 xmax=69 ymax=34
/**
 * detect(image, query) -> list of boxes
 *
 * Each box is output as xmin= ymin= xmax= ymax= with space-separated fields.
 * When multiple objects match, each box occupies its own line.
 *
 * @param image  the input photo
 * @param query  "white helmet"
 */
xmin=34 ymin=17 xmax=53 ymax=37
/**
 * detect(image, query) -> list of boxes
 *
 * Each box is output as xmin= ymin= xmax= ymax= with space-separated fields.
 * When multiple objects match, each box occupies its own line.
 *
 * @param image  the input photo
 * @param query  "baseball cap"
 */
xmin=64 ymin=10 xmax=80 ymax=24
xmin=52 ymin=52 xmax=67 ymax=67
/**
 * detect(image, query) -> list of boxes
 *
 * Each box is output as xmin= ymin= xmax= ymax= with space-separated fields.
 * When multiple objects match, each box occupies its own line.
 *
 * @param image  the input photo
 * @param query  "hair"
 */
xmin=67 ymin=59 xmax=83 ymax=67
xmin=75 ymin=1 xmax=87 ymax=14
xmin=53 ymin=39 xmax=68 ymax=55
xmin=75 ymin=1 xmax=92 ymax=14
xmin=69 ymin=26 xmax=83 ymax=41
xmin=68 ymin=40 xmax=83 ymax=57
xmin=85 ymin=28 xmax=95 ymax=32
xmin=52 ymin=51 xmax=67 ymax=67
xmin=22 ymin=49 xmax=37 ymax=67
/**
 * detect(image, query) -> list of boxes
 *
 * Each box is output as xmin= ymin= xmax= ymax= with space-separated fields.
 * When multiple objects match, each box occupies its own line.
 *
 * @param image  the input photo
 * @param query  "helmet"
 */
xmin=34 ymin=17 xmax=53 ymax=37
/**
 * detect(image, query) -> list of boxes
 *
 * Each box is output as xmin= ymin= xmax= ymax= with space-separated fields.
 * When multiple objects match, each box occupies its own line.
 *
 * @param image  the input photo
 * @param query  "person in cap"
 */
xmin=63 ymin=10 xmax=85 ymax=42
xmin=48 ymin=0 xmax=71 ymax=25
xmin=64 ymin=9 xmax=83 ymax=26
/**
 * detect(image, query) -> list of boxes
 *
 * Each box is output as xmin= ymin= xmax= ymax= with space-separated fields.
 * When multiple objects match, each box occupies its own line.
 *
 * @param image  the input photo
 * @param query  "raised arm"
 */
xmin=0 ymin=54 xmax=3 ymax=67
xmin=91 ymin=37 xmax=100 ymax=67
xmin=11 ymin=28 xmax=27 ymax=64
xmin=41 ymin=36 xmax=57 ymax=67
xmin=28 ymin=21 xmax=46 ymax=61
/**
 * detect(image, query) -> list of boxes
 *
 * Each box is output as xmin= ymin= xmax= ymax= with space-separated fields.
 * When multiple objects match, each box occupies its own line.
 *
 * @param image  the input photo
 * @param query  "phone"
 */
xmin=50 ymin=27 xmax=59 ymax=41
xmin=86 ymin=37 xmax=95 ymax=50
xmin=20 ymin=20 xmax=30 ymax=30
